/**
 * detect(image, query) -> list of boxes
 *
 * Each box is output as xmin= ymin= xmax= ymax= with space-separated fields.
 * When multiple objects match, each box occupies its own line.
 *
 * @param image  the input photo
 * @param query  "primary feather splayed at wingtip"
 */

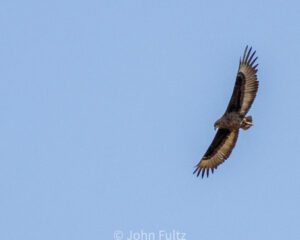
xmin=193 ymin=165 xmax=216 ymax=178
xmin=241 ymin=46 xmax=258 ymax=70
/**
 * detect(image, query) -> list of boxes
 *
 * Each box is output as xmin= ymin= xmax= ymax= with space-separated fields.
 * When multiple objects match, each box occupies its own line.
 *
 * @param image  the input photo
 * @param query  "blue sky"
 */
xmin=1 ymin=0 xmax=300 ymax=239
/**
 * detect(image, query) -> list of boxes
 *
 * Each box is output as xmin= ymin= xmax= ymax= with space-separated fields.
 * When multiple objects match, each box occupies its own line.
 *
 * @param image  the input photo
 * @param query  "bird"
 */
xmin=194 ymin=46 xmax=259 ymax=178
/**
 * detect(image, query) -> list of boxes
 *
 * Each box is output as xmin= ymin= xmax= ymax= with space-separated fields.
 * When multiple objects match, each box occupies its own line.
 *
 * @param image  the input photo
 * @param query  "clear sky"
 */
xmin=1 ymin=0 xmax=300 ymax=239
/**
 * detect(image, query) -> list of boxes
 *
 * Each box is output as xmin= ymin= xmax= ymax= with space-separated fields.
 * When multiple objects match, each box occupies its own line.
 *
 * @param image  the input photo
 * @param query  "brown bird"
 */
xmin=194 ymin=46 xmax=259 ymax=178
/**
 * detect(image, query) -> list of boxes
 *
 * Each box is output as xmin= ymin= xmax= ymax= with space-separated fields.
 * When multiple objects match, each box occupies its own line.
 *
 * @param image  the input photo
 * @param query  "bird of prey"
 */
xmin=194 ymin=46 xmax=259 ymax=178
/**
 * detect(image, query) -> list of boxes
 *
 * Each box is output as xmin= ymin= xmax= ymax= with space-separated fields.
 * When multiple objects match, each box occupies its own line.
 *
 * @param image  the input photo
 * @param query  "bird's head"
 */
xmin=214 ymin=119 xmax=221 ymax=130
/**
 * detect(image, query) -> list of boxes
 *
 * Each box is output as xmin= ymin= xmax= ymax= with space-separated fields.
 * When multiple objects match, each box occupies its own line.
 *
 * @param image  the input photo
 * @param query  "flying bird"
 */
xmin=194 ymin=46 xmax=259 ymax=178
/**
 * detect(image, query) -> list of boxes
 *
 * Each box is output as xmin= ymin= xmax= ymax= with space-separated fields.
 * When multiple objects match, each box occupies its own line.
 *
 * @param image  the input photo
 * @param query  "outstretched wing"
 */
xmin=225 ymin=46 xmax=259 ymax=116
xmin=194 ymin=129 xmax=239 ymax=178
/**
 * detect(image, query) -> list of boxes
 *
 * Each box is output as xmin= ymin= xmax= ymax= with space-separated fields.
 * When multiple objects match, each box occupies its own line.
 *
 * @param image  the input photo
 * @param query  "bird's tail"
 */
xmin=241 ymin=116 xmax=253 ymax=130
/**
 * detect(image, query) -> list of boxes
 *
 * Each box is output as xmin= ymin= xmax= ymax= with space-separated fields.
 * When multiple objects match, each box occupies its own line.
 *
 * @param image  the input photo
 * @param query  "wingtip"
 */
xmin=201 ymin=169 xmax=205 ymax=178
xmin=250 ymin=56 xmax=258 ymax=67
xmin=245 ymin=46 xmax=252 ymax=62
xmin=243 ymin=46 xmax=248 ymax=61
xmin=193 ymin=165 xmax=205 ymax=178
xmin=241 ymin=45 xmax=258 ymax=68
xmin=193 ymin=166 xmax=215 ymax=179
xmin=193 ymin=165 xmax=202 ymax=177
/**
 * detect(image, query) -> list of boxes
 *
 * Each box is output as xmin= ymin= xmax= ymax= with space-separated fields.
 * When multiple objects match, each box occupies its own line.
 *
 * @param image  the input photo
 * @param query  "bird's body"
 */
xmin=194 ymin=46 xmax=259 ymax=178
xmin=215 ymin=112 xmax=244 ymax=130
xmin=215 ymin=113 xmax=253 ymax=131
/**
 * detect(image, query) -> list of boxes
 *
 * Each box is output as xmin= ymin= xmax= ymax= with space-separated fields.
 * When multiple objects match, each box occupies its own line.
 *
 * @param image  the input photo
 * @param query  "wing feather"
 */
xmin=225 ymin=46 xmax=259 ymax=116
xmin=194 ymin=129 xmax=239 ymax=178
